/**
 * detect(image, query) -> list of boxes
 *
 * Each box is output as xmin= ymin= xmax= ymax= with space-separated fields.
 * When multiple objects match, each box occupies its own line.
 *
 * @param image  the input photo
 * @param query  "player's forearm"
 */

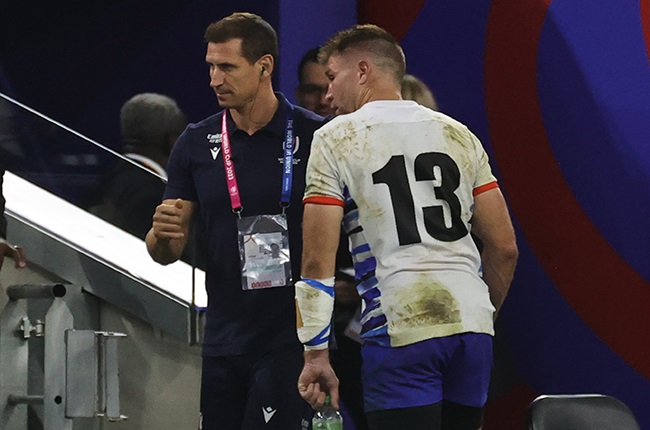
xmin=302 ymin=255 xmax=336 ymax=279
xmin=481 ymin=242 xmax=518 ymax=313
xmin=301 ymin=236 xmax=338 ymax=280
xmin=295 ymin=277 xmax=335 ymax=349
xmin=301 ymin=203 xmax=342 ymax=279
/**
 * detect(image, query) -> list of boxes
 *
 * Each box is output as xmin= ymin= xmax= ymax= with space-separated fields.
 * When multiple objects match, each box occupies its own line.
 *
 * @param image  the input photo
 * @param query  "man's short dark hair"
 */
xmin=120 ymin=93 xmax=186 ymax=152
xmin=319 ymin=24 xmax=406 ymax=83
xmin=204 ymin=12 xmax=278 ymax=66
xmin=297 ymin=46 xmax=321 ymax=83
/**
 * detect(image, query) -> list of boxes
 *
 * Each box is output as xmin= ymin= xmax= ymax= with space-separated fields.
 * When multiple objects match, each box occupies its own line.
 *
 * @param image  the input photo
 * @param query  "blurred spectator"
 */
xmin=0 ymin=96 xmax=27 ymax=269
xmin=295 ymin=47 xmax=334 ymax=117
xmin=120 ymin=93 xmax=186 ymax=177
xmin=92 ymin=93 xmax=187 ymax=239
xmin=0 ymin=172 xmax=27 ymax=270
xmin=401 ymin=73 xmax=439 ymax=110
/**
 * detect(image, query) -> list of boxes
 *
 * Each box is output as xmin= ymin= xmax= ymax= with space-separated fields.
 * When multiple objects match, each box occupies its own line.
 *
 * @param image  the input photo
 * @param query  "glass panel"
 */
xmin=1 ymin=92 xmax=205 ymax=311
xmin=1 ymin=92 xmax=161 ymax=223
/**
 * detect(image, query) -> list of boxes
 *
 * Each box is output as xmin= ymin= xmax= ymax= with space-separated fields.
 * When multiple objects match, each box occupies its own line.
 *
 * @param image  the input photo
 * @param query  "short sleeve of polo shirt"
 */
xmin=303 ymin=129 xmax=345 ymax=206
xmin=163 ymin=129 xmax=198 ymax=202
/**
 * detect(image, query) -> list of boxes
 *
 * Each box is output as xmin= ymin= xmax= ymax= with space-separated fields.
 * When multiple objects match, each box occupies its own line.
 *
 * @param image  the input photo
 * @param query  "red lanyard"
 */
xmin=221 ymin=111 xmax=242 ymax=212
xmin=220 ymin=107 xmax=295 ymax=215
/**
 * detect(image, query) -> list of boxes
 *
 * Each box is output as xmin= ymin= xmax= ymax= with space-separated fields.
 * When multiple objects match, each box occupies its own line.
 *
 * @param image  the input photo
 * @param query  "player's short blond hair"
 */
xmin=319 ymin=24 xmax=406 ymax=84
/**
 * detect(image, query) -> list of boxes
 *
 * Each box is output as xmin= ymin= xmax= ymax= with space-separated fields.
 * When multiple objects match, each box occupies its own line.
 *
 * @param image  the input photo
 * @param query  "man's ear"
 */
xmin=358 ymin=60 xmax=369 ymax=85
xmin=257 ymin=54 xmax=274 ymax=77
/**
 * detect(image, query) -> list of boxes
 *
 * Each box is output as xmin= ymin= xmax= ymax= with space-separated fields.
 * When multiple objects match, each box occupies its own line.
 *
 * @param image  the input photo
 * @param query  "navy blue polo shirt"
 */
xmin=164 ymin=93 xmax=324 ymax=356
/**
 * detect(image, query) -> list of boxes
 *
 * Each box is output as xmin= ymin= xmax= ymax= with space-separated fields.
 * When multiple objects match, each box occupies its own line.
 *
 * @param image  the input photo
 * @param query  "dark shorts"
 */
xmin=200 ymin=345 xmax=313 ymax=430
xmin=361 ymin=333 xmax=493 ymax=412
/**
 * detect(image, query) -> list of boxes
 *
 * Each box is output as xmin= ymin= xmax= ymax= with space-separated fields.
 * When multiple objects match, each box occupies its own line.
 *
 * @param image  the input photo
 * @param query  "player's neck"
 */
xmin=358 ymin=84 xmax=401 ymax=109
xmin=230 ymin=87 xmax=279 ymax=135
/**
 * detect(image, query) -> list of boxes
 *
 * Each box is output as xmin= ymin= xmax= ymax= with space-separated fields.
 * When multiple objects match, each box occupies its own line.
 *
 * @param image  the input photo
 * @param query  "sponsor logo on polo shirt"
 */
xmin=207 ymin=133 xmax=222 ymax=144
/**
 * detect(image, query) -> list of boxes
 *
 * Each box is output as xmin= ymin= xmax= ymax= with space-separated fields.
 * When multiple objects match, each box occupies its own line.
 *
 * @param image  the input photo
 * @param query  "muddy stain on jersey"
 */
xmin=443 ymin=125 xmax=472 ymax=150
xmin=442 ymin=124 xmax=475 ymax=180
xmin=304 ymin=129 xmax=339 ymax=198
xmin=388 ymin=277 xmax=461 ymax=330
xmin=334 ymin=120 xmax=373 ymax=163
xmin=304 ymin=160 xmax=333 ymax=198
xmin=367 ymin=205 xmax=386 ymax=224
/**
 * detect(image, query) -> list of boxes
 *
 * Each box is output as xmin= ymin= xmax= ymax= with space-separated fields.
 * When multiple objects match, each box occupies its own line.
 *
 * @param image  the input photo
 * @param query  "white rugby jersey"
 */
xmin=303 ymin=100 xmax=498 ymax=347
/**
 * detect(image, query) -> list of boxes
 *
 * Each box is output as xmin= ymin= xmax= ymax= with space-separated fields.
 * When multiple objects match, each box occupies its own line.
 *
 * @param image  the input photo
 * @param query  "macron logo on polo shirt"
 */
xmin=207 ymin=133 xmax=222 ymax=160
xmin=262 ymin=406 xmax=277 ymax=423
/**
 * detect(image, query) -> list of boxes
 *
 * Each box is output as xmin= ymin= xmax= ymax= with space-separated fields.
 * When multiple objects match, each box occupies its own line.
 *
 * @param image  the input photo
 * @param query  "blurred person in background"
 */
xmin=0 ymin=96 xmax=27 ymax=270
xmin=92 ymin=92 xmax=187 ymax=239
xmin=0 ymin=171 xmax=26 ymax=270
xmin=295 ymin=47 xmax=335 ymax=117
xmin=401 ymin=74 xmax=438 ymax=111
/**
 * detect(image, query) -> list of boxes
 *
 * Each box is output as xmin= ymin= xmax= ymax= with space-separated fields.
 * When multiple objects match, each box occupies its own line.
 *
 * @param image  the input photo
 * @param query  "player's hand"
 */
xmin=0 ymin=239 xmax=27 ymax=269
xmin=151 ymin=199 xmax=185 ymax=240
xmin=298 ymin=349 xmax=340 ymax=410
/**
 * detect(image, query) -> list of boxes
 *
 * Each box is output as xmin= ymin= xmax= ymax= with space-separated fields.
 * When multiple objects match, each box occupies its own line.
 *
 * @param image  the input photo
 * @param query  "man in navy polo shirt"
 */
xmin=146 ymin=12 xmax=323 ymax=430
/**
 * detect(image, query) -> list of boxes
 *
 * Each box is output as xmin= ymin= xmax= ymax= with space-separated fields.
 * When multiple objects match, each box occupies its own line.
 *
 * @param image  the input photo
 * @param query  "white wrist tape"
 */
xmin=295 ymin=277 xmax=335 ymax=350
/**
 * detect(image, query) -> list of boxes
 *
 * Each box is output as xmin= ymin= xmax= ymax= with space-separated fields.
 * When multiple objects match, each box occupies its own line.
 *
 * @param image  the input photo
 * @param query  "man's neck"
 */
xmin=357 ymin=84 xmax=401 ymax=110
xmin=230 ymin=88 xmax=280 ymax=135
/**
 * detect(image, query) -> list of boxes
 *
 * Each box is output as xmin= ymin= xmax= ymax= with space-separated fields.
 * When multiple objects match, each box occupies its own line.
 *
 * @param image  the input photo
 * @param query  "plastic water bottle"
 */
xmin=312 ymin=395 xmax=343 ymax=430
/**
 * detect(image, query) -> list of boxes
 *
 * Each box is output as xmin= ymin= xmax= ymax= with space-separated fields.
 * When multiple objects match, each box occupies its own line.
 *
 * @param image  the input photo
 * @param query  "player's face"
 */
xmin=296 ymin=62 xmax=334 ymax=117
xmin=206 ymin=39 xmax=262 ymax=110
xmin=325 ymin=54 xmax=358 ymax=116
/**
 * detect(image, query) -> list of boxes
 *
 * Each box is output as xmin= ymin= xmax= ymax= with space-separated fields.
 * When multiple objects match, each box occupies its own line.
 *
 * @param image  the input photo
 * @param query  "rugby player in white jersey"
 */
xmin=295 ymin=24 xmax=518 ymax=430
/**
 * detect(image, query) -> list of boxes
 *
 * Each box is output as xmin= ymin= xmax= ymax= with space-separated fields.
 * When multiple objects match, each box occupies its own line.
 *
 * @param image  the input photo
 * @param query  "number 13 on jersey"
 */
xmin=372 ymin=152 xmax=468 ymax=245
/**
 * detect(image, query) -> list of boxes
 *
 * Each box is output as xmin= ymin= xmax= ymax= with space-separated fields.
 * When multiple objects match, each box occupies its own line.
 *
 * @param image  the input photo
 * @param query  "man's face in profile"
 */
xmin=296 ymin=61 xmax=334 ymax=117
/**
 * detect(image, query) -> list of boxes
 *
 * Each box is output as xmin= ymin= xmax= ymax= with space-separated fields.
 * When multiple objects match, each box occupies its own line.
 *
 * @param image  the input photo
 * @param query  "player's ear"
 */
xmin=358 ymin=60 xmax=369 ymax=84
